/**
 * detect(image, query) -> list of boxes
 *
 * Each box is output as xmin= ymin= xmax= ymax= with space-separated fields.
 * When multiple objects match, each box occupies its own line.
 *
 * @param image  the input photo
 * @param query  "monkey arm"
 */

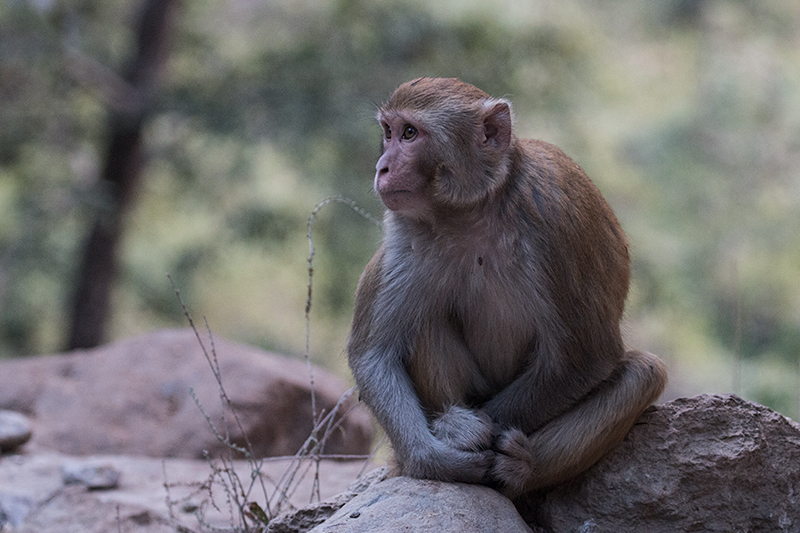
xmin=348 ymin=249 xmax=493 ymax=483
xmin=352 ymin=344 xmax=434 ymax=456
xmin=352 ymin=340 xmax=494 ymax=484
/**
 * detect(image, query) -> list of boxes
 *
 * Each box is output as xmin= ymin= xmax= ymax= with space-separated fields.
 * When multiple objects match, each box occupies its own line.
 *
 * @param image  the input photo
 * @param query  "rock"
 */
xmin=0 ymin=329 xmax=372 ymax=459
xmin=62 ymin=461 xmax=121 ymax=490
xmin=2 ymin=353 xmax=795 ymax=533
xmin=523 ymin=394 xmax=800 ymax=533
xmin=279 ymin=395 xmax=800 ymax=532
xmin=0 ymin=410 xmax=33 ymax=453
xmin=0 ymin=493 xmax=34 ymax=528
xmin=268 ymin=466 xmax=391 ymax=532
xmin=309 ymin=476 xmax=533 ymax=533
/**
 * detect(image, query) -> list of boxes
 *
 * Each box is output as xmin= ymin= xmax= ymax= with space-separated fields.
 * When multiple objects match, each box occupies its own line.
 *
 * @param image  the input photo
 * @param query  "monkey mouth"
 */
xmin=380 ymin=189 xmax=411 ymax=198
xmin=379 ymin=190 xmax=413 ymax=210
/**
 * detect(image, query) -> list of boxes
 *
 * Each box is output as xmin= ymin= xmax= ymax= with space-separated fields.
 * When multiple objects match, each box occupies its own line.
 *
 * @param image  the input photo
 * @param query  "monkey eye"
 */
xmin=382 ymin=123 xmax=392 ymax=140
xmin=401 ymin=125 xmax=418 ymax=140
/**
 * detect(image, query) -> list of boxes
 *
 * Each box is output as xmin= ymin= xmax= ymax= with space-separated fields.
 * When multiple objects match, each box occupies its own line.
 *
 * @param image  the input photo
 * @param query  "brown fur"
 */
xmin=348 ymin=77 xmax=667 ymax=498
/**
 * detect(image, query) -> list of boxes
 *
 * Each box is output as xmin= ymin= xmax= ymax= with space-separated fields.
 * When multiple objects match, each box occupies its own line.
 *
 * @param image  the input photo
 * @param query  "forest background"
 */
xmin=1 ymin=0 xmax=799 ymax=419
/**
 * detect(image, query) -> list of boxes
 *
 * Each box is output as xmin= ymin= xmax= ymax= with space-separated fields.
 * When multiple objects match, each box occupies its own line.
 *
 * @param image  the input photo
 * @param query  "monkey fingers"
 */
xmin=432 ymin=405 xmax=493 ymax=452
xmin=403 ymin=442 xmax=495 ymax=485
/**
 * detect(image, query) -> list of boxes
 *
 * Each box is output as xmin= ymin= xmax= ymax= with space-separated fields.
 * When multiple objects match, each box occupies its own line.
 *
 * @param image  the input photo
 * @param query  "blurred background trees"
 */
xmin=0 ymin=0 xmax=798 ymax=417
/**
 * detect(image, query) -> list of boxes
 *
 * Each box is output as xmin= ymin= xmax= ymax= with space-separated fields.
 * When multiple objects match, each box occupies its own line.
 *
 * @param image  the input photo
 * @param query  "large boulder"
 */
xmin=524 ymin=394 xmax=800 ymax=532
xmin=271 ymin=395 xmax=800 ymax=532
xmin=0 ymin=329 xmax=372 ymax=459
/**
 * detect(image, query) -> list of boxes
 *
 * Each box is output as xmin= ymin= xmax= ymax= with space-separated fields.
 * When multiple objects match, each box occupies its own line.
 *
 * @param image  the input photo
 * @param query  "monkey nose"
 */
xmin=375 ymin=163 xmax=389 ymax=191
xmin=376 ymin=151 xmax=392 ymax=173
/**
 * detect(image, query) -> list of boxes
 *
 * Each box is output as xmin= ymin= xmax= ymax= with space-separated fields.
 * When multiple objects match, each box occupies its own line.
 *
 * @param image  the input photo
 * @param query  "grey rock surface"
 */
xmin=62 ymin=460 xmax=121 ymax=490
xmin=14 ymin=485 xmax=175 ymax=533
xmin=0 ymin=492 xmax=33 ymax=528
xmin=310 ymin=475 xmax=533 ymax=533
xmin=0 ymin=410 xmax=33 ymax=453
xmin=268 ymin=466 xmax=390 ymax=533
xmin=272 ymin=395 xmax=800 ymax=533
xmin=524 ymin=394 xmax=800 ymax=533
xmin=0 ymin=451 xmax=377 ymax=532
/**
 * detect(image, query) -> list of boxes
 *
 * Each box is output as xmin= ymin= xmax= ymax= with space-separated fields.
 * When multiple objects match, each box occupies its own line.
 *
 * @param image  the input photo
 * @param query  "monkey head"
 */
xmin=375 ymin=77 xmax=514 ymax=219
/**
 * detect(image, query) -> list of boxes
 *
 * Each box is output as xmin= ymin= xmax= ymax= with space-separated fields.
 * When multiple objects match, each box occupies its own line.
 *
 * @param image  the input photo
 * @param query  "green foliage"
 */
xmin=0 ymin=0 xmax=799 ymax=417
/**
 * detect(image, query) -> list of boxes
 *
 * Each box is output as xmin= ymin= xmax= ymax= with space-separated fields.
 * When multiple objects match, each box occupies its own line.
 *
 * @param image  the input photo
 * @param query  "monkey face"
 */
xmin=374 ymin=112 xmax=433 ymax=217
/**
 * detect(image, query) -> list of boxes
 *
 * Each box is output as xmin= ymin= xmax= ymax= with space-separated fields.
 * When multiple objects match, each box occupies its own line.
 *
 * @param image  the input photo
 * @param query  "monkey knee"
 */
xmin=623 ymin=350 xmax=668 ymax=402
xmin=432 ymin=405 xmax=493 ymax=452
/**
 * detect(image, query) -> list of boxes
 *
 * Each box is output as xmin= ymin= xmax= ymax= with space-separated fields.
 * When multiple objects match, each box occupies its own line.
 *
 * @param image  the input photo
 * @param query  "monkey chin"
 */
xmin=378 ymin=190 xmax=432 ymax=221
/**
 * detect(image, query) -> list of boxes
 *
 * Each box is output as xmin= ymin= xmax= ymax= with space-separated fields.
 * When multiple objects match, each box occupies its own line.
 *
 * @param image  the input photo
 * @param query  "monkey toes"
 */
xmin=432 ymin=405 xmax=493 ymax=452
xmin=491 ymin=428 xmax=536 ymax=499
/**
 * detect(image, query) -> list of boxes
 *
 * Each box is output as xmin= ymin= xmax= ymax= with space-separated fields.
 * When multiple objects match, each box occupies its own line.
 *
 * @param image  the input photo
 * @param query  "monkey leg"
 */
xmin=490 ymin=350 xmax=668 ymax=499
xmin=432 ymin=405 xmax=494 ymax=452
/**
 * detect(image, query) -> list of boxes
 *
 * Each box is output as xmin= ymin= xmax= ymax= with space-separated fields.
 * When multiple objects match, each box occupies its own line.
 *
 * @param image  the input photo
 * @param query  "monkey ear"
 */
xmin=481 ymin=101 xmax=512 ymax=152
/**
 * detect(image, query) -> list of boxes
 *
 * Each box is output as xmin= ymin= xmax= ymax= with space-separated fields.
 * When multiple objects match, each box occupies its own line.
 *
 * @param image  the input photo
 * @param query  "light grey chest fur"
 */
xmin=385 ymin=227 xmax=542 ymax=373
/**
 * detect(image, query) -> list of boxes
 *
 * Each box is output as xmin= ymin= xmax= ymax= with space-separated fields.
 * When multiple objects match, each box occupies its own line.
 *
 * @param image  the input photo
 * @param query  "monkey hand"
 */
xmin=432 ymin=405 xmax=493 ymax=452
xmin=402 ymin=439 xmax=495 ymax=485
xmin=397 ymin=406 xmax=495 ymax=484
xmin=490 ymin=428 xmax=536 ymax=499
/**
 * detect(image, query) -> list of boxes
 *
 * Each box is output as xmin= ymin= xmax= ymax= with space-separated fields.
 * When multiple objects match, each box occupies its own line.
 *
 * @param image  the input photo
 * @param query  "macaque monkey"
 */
xmin=347 ymin=77 xmax=667 ymax=498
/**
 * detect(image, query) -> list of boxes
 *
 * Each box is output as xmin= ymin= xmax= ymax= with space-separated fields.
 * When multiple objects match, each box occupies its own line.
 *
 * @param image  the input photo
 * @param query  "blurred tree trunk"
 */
xmin=66 ymin=0 xmax=180 ymax=350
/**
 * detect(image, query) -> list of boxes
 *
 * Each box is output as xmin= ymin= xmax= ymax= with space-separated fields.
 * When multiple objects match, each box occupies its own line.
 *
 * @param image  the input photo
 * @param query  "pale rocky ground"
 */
xmin=0 ymin=329 xmax=379 ymax=532
xmin=0 ymin=450 xmax=376 ymax=532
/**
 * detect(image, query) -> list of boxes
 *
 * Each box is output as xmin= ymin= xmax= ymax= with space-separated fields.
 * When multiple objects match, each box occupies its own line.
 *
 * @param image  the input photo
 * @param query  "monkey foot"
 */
xmin=491 ymin=428 xmax=535 ymax=499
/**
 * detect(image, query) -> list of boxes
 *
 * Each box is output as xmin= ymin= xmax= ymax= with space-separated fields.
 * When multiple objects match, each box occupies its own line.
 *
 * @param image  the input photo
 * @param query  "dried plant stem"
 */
xmin=168 ymin=275 xmax=271 ymax=530
xmin=305 ymin=196 xmax=381 ymax=423
xmin=303 ymin=196 xmax=381 ymax=503
xmin=164 ymin=196 xmax=381 ymax=531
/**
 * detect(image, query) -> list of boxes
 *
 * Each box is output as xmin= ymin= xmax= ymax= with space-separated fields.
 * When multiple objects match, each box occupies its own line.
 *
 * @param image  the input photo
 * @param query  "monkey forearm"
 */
xmin=353 ymin=350 xmax=430 ymax=450
xmin=353 ymin=347 xmax=493 ymax=483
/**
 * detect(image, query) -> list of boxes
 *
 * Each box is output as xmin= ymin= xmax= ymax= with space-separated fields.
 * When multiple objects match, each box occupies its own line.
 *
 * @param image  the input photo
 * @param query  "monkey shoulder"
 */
xmin=515 ymin=139 xmax=593 ymax=201
xmin=356 ymin=246 xmax=387 ymax=297
xmin=508 ymin=139 xmax=629 ymax=292
xmin=356 ymin=236 xmax=434 ymax=314
xmin=514 ymin=139 xmax=623 ymax=236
